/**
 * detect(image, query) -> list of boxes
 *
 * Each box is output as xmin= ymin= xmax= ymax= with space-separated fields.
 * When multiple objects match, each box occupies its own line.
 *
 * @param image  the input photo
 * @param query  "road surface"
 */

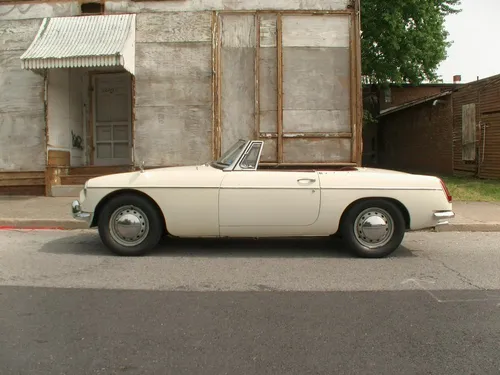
xmin=1 ymin=230 xmax=499 ymax=374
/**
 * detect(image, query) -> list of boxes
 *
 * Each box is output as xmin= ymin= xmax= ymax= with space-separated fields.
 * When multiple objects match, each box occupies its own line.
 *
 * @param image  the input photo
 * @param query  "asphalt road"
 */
xmin=1 ymin=230 xmax=500 ymax=375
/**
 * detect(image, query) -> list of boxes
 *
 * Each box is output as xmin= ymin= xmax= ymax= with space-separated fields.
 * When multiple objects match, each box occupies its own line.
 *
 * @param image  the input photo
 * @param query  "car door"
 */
xmin=218 ymin=142 xmax=321 ymax=236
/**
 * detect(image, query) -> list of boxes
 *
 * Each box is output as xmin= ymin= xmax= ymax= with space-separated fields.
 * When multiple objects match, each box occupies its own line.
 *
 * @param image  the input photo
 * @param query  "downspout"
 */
xmin=43 ymin=70 xmax=50 ymax=196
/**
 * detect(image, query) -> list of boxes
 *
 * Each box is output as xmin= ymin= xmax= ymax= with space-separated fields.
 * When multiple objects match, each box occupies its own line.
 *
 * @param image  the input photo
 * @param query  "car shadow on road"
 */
xmin=39 ymin=232 xmax=416 ymax=258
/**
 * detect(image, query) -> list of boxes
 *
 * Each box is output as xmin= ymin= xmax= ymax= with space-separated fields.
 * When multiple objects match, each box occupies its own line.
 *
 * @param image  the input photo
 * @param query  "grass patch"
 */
xmin=440 ymin=176 xmax=500 ymax=202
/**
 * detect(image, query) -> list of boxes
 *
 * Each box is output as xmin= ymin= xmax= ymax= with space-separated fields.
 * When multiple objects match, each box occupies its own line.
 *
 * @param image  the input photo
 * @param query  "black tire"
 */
xmin=340 ymin=199 xmax=406 ymax=258
xmin=98 ymin=193 xmax=164 ymax=256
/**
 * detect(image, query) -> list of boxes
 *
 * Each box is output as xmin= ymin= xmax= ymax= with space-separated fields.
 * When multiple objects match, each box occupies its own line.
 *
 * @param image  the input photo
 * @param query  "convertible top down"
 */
xmin=72 ymin=139 xmax=455 ymax=258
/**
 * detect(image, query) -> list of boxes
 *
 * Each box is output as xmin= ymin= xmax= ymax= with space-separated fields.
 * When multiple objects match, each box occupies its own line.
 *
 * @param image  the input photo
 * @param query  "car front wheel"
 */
xmin=340 ymin=199 xmax=406 ymax=258
xmin=98 ymin=194 xmax=164 ymax=256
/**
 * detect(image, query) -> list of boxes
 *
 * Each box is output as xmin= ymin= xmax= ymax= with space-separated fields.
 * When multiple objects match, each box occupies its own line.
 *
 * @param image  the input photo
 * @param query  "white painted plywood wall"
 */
xmin=0 ymin=2 xmax=79 ymax=171
xmin=281 ymin=14 xmax=352 ymax=163
xmin=0 ymin=2 xmax=78 ymax=21
xmin=217 ymin=12 xmax=354 ymax=164
xmin=106 ymin=0 xmax=351 ymax=13
xmin=219 ymin=14 xmax=256 ymax=153
xmin=0 ymin=19 xmax=45 ymax=171
xmin=134 ymin=12 xmax=214 ymax=166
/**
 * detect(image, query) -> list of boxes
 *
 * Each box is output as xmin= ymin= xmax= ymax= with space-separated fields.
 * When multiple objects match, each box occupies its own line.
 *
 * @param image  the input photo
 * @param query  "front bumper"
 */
xmin=71 ymin=200 xmax=92 ymax=224
xmin=433 ymin=211 xmax=455 ymax=226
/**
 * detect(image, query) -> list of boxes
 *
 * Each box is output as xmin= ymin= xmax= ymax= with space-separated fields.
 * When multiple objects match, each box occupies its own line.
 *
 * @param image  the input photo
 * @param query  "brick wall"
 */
xmin=377 ymin=95 xmax=453 ymax=175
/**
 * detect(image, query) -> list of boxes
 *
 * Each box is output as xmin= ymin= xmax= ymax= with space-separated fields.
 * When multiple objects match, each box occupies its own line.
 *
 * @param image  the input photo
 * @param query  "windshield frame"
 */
xmin=210 ymin=139 xmax=249 ymax=170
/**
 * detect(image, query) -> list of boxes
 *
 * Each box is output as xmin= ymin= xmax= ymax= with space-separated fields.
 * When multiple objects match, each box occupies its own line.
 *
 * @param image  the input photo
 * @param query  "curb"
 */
xmin=0 ymin=219 xmax=89 ymax=230
xmin=434 ymin=223 xmax=500 ymax=233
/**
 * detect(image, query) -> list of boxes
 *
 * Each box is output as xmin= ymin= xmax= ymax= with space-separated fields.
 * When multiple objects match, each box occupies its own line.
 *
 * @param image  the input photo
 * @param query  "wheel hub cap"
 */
xmin=109 ymin=206 xmax=149 ymax=247
xmin=360 ymin=215 xmax=388 ymax=241
xmin=354 ymin=208 xmax=394 ymax=248
xmin=116 ymin=213 xmax=143 ymax=239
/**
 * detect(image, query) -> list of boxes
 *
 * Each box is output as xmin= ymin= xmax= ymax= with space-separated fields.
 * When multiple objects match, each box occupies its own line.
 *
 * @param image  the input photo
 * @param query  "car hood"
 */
xmin=86 ymin=164 xmax=223 ymax=189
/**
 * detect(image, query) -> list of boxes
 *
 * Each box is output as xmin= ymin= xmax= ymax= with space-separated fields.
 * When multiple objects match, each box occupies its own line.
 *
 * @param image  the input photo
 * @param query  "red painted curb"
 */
xmin=0 ymin=226 xmax=66 ymax=231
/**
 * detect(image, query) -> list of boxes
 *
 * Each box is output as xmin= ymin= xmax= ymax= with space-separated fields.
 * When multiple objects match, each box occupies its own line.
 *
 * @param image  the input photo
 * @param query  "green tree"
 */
xmin=361 ymin=0 xmax=461 ymax=84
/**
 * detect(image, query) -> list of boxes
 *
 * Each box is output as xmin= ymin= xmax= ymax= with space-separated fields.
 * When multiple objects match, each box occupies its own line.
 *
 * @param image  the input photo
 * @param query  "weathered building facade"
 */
xmin=373 ymin=74 xmax=500 ymax=179
xmin=0 ymin=0 xmax=362 ymax=196
xmin=361 ymin=83 xmax=458 ymax=166
xmin=376 ymin=92 xmax=454 ymax=176
xmin=451 ymin=75 xmax=500 ymax=179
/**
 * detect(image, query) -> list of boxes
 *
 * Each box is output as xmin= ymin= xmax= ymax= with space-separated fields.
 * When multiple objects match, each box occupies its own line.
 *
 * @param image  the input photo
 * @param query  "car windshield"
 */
xmin=211 ymin=140 xmax=248 ymax=168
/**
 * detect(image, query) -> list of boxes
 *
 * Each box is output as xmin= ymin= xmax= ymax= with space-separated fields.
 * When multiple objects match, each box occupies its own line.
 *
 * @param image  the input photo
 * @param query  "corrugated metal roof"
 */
xmin=20 ymin=14 xmax=136 ymax=74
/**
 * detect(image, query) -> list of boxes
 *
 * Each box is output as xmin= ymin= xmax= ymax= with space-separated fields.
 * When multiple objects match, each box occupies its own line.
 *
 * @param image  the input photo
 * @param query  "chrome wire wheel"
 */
xmin=109 ymin=205 xmax=150 ymax=247
xmin=353 ymin=207 xmax=395 ymax=249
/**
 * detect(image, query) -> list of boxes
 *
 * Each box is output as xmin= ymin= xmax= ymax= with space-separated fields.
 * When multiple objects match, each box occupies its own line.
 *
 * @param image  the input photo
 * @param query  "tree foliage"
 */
xmin=361 ymin=0 xmax=461 ymax=85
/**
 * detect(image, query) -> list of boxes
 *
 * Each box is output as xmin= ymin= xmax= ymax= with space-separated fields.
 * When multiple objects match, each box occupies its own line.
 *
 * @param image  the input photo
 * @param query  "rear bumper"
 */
xmin=433 ymin=211 xmax=455 ymax=226
xmin=71 ymin=200 xmax=92 ymax=225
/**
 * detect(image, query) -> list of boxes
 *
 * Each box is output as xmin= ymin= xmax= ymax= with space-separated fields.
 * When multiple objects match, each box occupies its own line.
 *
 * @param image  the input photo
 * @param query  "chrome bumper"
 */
xmin=71 ymin=200 xmax=92 ymax=223
xmin=433 ymin=211 xmax=455 ymax=226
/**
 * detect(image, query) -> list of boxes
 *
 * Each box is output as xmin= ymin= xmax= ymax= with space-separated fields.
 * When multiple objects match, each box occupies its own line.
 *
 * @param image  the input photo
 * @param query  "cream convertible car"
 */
xmin=72 ymin=139 xmax=454 ymax=258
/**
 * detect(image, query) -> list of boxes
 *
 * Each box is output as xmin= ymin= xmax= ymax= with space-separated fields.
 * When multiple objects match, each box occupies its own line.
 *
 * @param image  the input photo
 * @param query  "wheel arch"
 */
xmin=90 ymin=189 xmax=168 ymax=234
xmin=338 ymin=197 xmax=411 ymax=231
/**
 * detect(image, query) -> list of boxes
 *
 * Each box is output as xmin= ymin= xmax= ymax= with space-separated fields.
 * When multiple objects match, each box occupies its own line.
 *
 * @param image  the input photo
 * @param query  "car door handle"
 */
xmin=297 ymin=178 xmax=316 ymax=183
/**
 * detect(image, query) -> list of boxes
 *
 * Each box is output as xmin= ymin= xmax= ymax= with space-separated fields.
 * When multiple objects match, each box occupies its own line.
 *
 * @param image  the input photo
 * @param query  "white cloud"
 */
xmin=437 ymin=0 xmax=500 ymax=83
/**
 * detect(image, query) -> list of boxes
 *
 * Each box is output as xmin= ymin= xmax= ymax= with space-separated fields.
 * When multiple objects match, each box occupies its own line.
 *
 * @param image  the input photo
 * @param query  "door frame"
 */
xmin=89 ymin=71 xmax=133 ymax=166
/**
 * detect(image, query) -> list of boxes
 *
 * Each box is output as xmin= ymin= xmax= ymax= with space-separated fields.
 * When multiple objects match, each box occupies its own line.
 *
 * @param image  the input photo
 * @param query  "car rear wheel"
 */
xmin=340 ymin=199 xmax=406 ymax=258
xmin=98 ymin=194 xmax=164 ymax=256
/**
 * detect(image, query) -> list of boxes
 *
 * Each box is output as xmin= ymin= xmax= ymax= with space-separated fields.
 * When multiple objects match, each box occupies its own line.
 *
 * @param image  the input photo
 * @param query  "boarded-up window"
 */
xmin=220 ymin=14 xmax=256 ymax=153
xmin=281 ymin=14 xmax=352 ymax=163
xmin=217 ymin=12 xmax=354 ymax=165
xmin=462 ymin=103 xmax=476 ymax=161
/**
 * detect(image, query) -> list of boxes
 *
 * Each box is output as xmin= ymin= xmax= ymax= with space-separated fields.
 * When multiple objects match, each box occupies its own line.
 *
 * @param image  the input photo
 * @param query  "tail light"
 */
xmin=438 ymin=179 xmax=452 ymax=203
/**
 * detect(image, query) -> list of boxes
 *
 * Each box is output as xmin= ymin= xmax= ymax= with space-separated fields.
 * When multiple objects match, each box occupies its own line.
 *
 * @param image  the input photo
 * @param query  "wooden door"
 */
xmin=93 ymin=73 xmax=132 ymax=166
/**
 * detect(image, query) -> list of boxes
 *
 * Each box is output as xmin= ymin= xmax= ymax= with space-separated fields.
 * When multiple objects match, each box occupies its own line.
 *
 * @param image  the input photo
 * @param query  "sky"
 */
xmin=437 ymin=0 xmax=500 ymax=83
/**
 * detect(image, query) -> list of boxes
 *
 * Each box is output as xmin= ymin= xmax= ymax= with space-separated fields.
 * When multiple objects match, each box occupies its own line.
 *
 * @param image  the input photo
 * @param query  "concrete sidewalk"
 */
xmin=434 ymin=201 xmax=500 ymax=232
xmin=0 ymin=196 xmax=499 ymax=232
xmin=0 ymin=196 xmax=87 ymax=229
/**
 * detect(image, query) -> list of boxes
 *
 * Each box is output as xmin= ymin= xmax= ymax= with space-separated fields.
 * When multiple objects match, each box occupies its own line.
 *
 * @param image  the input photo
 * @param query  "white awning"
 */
xmin=20 ymin=14 xmax=136 ymax=75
